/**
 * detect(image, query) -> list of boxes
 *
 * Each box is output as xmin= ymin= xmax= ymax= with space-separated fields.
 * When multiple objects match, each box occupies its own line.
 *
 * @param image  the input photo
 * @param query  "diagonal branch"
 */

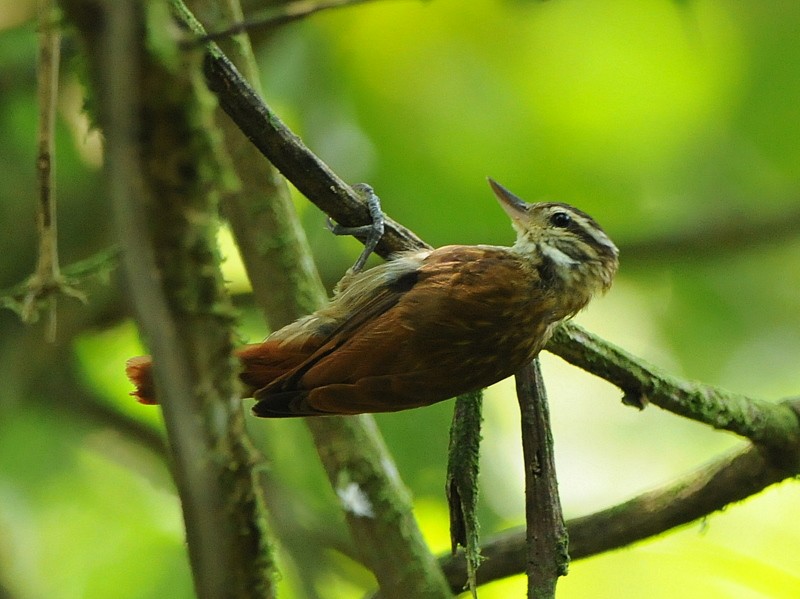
xmin=197 ymin=38 xmax=430 ymax=256
xmin=548 ymin=323 xmax=800 ymax=448
xmin=195 ymin=0 xmax=402 ymax=44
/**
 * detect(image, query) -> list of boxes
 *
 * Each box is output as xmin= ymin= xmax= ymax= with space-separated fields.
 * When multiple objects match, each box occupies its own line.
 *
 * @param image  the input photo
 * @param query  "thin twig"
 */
xmin=24 ymin=0 xmax=86 ymax=340
xmin=1 ymin=246 xmax=119 ymax=314
xmin=192 ymin=0 xmax=394 ymax=45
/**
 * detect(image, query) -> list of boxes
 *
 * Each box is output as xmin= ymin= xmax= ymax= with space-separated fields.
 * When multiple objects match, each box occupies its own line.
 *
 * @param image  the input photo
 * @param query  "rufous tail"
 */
xmin=126 ymin=341 xmax=314 ymax=405
xmin=126 ymin=355 xmax=158 ymax=405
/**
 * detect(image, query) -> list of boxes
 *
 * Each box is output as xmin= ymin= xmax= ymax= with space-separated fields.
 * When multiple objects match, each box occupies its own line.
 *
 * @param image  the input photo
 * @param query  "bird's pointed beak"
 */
xmin=487 ymin=178 xmax=529 ymax=221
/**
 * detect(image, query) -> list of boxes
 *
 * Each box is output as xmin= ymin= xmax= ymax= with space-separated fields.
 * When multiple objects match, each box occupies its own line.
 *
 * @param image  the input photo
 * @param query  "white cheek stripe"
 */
xmin=541 ymin=243 xmax=578 ymax=266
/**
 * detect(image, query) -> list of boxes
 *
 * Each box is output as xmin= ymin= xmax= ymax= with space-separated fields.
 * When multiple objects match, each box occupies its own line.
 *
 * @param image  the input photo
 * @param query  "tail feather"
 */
xmin=251 ymin=390 xmax=314 ymax=417
xmin=125 ymin=356 xmax=157 ymax=405
xmin=125 ymin=340 xmax=319 ymax=406
xmin=235 ymin=342 xmax=314 ymax=392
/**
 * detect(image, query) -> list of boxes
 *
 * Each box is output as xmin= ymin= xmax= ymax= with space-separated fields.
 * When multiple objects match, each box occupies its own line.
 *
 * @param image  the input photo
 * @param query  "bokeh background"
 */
xmin=1 ymin=0 xmax=799 ymax=597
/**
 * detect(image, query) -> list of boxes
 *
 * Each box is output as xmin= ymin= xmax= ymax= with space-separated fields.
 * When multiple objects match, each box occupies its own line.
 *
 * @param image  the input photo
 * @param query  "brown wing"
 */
xmin=126 ymin=252 xmax=430 ymax=407
xmin=252 ymin=245 xmax=549 ymax=416
xmin=237 ymin=267 xmax=416 ymax=396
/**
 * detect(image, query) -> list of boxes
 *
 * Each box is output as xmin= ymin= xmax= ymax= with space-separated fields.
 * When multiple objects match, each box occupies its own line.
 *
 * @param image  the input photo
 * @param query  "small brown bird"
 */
xmin=127 ymin=179 xmax=618 ymax=416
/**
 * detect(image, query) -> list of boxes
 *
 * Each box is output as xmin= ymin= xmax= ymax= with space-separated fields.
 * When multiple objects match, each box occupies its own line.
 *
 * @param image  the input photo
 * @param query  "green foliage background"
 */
xmin=1 ymin=0 xmax=799 ymax=597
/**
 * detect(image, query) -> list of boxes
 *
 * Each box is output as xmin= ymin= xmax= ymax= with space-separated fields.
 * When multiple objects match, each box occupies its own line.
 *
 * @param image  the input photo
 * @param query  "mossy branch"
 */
xmin=515 ymin=360 xmax=568 ymax=599
xmin=549 ymin=323 xmax=800 ymax=448
xmin=446 ymin=390 xmax=484 ymax=598
xmin=60 ymin=1 xmax=278 ymax=597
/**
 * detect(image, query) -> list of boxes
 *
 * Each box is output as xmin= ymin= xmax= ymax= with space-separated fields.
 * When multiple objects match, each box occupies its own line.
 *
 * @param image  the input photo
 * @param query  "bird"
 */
xmin=126 ymin=179 xmax=618 ymax=416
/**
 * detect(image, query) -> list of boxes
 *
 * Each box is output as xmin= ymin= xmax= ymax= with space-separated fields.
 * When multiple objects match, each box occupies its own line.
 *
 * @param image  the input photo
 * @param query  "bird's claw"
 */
xmin=327 ymin=184 xmax=385 ymax=273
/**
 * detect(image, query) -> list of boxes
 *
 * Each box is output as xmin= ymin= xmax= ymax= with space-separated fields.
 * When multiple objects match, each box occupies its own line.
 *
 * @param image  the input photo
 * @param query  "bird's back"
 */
xmin=248 ymin=245 xmax=555 ymax=416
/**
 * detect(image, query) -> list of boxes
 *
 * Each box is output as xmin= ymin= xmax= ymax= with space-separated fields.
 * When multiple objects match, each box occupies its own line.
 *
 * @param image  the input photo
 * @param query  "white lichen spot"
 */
xmin=337 ymin=482 xmax=375 ymax=518
xmin=381 ymin=456 xmax=401 ymax=484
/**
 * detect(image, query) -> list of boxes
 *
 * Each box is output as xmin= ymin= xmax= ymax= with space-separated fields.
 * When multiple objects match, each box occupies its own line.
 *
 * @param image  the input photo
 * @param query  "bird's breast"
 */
xmin=391 ymin=250 xmax=560 ymax=386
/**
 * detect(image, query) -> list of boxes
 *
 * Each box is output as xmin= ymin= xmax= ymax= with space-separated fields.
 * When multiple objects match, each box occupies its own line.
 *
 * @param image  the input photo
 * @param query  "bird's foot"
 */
xmin=327 ymin=183 xmax=385 ymax=273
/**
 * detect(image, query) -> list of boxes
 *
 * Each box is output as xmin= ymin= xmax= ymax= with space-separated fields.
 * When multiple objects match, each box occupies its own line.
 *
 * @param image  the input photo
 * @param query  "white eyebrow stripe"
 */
xmin=571 ymin=213 xmax=619 ymax=254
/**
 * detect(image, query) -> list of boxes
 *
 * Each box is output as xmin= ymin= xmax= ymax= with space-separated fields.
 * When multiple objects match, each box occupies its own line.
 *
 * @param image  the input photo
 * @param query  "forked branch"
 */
xmin=20 ymin=0 xmax=86 ymax=340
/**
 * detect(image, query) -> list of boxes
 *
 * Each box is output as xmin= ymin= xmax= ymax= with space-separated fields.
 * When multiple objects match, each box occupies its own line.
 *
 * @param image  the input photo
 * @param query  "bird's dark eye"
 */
xmin=550 ymin=212 xmax=571 ymax=228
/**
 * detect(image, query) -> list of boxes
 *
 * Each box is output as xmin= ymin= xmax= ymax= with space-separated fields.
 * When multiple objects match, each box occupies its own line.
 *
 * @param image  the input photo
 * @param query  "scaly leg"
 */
xmin=327 ymin=183 xmax=385 ymax=273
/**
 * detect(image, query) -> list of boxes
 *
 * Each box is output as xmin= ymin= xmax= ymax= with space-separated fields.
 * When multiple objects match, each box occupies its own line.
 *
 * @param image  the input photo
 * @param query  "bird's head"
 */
xmin=488 ymin=178 xmax=619 ymax=297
